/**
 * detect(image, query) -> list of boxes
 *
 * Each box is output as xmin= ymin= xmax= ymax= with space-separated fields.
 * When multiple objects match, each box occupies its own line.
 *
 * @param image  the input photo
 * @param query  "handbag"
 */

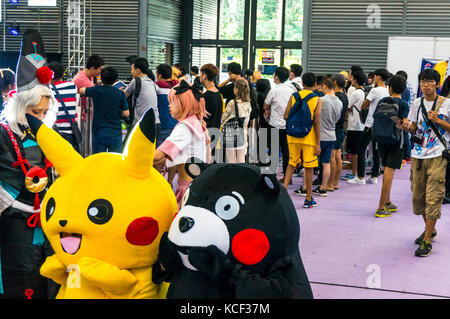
xmin=221 ymin=99 xmax=246 ymax=149
xmin=52 ymin=84 xmax=82 ymax=145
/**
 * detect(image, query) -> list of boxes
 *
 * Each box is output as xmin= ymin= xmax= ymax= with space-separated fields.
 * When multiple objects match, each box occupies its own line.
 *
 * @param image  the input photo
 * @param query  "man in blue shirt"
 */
xmin=80 ymin=67 xmax=129 ymax=154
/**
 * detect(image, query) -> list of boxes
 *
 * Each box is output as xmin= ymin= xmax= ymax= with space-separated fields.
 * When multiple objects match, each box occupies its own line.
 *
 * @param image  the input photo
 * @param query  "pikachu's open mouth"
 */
xmin=60 ymin=233 xmax=82 ymax=255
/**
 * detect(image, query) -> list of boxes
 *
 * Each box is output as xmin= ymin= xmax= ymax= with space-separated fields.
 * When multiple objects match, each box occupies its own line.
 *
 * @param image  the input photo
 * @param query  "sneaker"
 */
xmin=375 ymin=207 xmax=391 ymax=218
xmin=415 ymin=240 xmax=432 ymax=257
xmin=303 ymin=197 xmax=318 ymax=208
xmin=414 ymin=230 xmax=437 ymax=245
xmin=295 ymin=168 xmax=304 ymax=177
xmin=366 ymin=177 xmax=378 ymax=184
xmin=347 ymin=177 xmax=366 ymax=185
xmin=385 ymin=202 xmax=398 ymax=212
xmin=312 ymin=187 xmax=327 ymax=197
xmin=293 ymin=188 xmax=307 ymax=197
xmin=312 ymin=178 xmax=322 ymax=186
xmin=341 ymin=174 xmax=355 ymax=181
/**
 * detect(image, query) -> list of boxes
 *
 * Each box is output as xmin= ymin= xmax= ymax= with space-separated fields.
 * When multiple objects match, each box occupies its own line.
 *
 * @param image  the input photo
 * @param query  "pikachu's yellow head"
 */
xmin=26 ymin=110 xmax=177 ymax=269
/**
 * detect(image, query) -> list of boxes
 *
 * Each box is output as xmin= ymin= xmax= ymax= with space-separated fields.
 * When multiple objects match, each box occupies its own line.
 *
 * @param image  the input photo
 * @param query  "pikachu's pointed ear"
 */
xmin=26 ymin=114 xmax=83 ymax=176
xmin=122 ymin=109 xmax=156 ymax=178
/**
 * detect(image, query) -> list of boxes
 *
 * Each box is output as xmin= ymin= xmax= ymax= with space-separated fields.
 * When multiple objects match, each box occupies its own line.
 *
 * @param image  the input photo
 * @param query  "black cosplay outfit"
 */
xmin=0 ymin=121 xmax=57 ymax=299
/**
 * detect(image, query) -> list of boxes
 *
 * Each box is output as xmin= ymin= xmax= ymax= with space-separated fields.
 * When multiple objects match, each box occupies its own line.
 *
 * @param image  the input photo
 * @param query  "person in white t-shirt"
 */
xmin=357 ymin=68 xmax=390 ymax=184
xmin=346 ymin=65 xmax=364 ymax=98
xmin=401 ymin=68 xmax=450 ymax=257
xmin=289 ymin=64 xmax=303 ymax=92
xmin=264 ymin=66 xmax=295 ymax=181
xmin=346 ymin=71 xmax=367 ymax=184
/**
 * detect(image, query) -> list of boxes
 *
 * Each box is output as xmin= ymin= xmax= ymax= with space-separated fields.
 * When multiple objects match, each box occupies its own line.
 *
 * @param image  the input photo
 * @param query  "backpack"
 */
xmin=372 ymin=97 xmax=402 ymax=145
xmin=124 ymin=77 xmax=142 ymax=125
xmin=286 ymin=92 xmax=317 ymax=138
xmin=353 ymin=87 xmax=370 ymax=125
xmin=291 ymin=82 xmax=302 ymax=92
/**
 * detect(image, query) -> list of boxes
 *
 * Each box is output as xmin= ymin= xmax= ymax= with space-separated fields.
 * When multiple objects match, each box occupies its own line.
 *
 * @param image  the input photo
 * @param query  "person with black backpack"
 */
xmin=124 ymin=57 xmax=159 ymax=129
xmin=358 ymin=68 xmax=390 ymax=184
xmin=372 ymin=75 xmax=410 ymax=218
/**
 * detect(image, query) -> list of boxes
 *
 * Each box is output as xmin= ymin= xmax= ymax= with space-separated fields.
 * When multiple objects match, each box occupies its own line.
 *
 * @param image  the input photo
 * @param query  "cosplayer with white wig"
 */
xmin=0 ymin=30 xmax=59 ymax=299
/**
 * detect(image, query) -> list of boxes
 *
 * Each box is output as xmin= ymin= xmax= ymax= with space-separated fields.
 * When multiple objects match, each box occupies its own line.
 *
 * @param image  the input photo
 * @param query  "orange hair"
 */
xmin=168 ymin=86 xmax=208 ymax=132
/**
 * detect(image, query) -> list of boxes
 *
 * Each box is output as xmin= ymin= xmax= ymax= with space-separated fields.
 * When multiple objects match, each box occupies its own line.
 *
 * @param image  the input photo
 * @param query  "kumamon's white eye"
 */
xmin=182 ymin=187 xmax=190 ymax=208
xmin=215 ymin=195 xmax=240 ymax=220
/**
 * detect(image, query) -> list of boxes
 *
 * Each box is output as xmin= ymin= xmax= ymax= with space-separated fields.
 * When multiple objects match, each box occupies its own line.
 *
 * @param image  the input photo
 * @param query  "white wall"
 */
xmin=387 ymin=36 xmax=450 ymax=93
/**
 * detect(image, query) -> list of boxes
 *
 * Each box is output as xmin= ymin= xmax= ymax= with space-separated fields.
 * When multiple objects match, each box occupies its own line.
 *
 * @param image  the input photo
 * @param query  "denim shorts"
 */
xmin=320 ymin=140 xmax=335 ymax=164
xmin=333 ymin=130 xmax=345 ymax=150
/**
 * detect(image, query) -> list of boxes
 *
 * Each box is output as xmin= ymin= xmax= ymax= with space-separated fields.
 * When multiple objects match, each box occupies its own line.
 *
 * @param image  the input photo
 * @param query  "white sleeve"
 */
xmin=408 ymin=99 xmax=420 ymax=123
xmin=157 ymin=124 xmax=192 ymax=161
xmin=264 ymin=89 xmax=275 ymax=106
xmin=348 ymin=92 xmax=358 ymax=109
xmin=438 ymin=98 xmax=450 ymax=122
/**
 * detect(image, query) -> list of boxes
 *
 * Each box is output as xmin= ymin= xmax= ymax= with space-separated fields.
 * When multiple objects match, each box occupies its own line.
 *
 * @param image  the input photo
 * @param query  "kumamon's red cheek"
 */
xmin=126 ymin=217 xmax=159 ymax=246
xmin=231 ymin=229 xmax=270 ymax=265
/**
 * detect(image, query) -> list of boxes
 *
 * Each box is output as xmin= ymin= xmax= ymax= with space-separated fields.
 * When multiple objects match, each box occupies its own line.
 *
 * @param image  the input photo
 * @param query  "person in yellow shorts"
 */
xmin=283 ymin=72 xmax=322 ymax=208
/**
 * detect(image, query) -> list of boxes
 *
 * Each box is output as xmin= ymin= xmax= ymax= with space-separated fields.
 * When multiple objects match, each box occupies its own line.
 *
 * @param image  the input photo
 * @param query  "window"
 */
xmin=284 ymin=48 xmax=302 ymax=67
xmin=284 ymin=0 xmax=303 ymax=41
xmin=193 ymin=0 xmax=218 ymax=39
xmin=255 ymin=48 xmax=281 ymax=79
xmin=219 ymin=0 xmax=246 ymax=40
xmin=188 ymin=0 xmax=303 ymax=77
xmin=192 ymin=46 xmax=217 ymax=69
xmin=256 ymin=0 xmax=283 ymax=41
xmin=219 ymin=47 xmax=244 ymax=82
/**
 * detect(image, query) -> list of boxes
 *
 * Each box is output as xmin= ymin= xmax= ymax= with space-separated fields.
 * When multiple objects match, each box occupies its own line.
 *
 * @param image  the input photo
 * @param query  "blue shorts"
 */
xmin=333 ymin=130 xmax=345 ymax=150
xmin=320 ymin=140 xmax=335 ymax=164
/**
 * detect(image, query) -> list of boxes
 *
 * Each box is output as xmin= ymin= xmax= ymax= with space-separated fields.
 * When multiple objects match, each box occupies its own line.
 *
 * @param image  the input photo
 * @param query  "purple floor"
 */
xmin=288 ymin=164 xmax=450 ymax=299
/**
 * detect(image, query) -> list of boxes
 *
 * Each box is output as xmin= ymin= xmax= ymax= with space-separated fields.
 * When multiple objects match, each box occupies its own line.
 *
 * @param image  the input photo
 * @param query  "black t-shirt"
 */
xmin=335 ymin=91 xmax=349 ymax=132
xmin=85 ymin=85 xmax=129 ymax=132
xmin=219 ymin=82 xmax=235 ymax=102
xmin=203 ymin=90 xmax=223 ymax=129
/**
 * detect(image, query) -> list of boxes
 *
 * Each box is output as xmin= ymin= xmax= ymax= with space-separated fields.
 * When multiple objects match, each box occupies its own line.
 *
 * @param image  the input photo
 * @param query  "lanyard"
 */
xmin=0 ymin=122 xmax=31 ymax=175
xmin=0 ymin=121 xmax=53 ymax=225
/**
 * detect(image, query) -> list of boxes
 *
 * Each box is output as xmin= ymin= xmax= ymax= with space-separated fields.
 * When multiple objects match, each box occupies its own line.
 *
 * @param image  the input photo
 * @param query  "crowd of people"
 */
xmin=1 ymin=46 xmax=450 ymax=298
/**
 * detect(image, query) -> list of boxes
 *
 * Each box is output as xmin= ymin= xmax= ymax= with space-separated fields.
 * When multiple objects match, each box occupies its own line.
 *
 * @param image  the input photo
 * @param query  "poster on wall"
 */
xmin=262 ymin=50 xmax=275 ymax=64
xmin=28 ymin=0 xmax=57 ymax=6
xmin=417 ymin=57 xmax=450 ymax=97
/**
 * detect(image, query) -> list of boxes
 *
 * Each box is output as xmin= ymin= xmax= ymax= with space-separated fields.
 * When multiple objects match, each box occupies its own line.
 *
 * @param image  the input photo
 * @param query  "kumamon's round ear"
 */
xmin=259 ymin=174 xmax=280 ymax=196
xmin=185 ymin=157 xmax=208 ymax=179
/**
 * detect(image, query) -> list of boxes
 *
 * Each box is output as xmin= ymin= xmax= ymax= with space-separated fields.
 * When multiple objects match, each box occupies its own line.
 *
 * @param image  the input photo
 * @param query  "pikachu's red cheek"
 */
xmin=126 ymin=217 xmax=159 ymax=246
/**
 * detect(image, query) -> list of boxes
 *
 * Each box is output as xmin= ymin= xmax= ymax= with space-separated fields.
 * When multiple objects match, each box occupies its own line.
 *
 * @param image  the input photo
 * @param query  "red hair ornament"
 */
xmin=36 ymin=66 xmax=54 ymax=85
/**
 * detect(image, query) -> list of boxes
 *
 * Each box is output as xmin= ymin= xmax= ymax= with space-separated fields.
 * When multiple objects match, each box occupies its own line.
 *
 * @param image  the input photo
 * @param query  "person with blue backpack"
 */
xmin=283 ymin=72 xmax=322 ymax=208
xmin=372 ymin=75 xmax=410 ymax=218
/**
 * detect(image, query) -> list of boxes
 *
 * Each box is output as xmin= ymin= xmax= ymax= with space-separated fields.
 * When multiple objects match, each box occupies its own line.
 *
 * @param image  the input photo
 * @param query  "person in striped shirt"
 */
xmin=48 ymin=61 xmax=80 ymax=152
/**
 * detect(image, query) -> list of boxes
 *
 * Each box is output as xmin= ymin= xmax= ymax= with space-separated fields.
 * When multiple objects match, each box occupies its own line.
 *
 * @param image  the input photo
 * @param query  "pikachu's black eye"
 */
xmin=87 ymin=199 xmax=113 ymax=225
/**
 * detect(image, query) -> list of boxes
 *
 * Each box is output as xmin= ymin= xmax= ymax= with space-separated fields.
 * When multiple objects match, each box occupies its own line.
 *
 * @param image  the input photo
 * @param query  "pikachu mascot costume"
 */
xmin=25 ymin=109 xmax=178 ymax=299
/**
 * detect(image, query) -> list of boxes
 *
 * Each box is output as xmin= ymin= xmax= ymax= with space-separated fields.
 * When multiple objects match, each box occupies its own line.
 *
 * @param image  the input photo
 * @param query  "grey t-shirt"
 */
xmin=126 ymin=76 xmax=160 ymax=125
xmin=320 ymin=95 xmax=343 ymax=141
